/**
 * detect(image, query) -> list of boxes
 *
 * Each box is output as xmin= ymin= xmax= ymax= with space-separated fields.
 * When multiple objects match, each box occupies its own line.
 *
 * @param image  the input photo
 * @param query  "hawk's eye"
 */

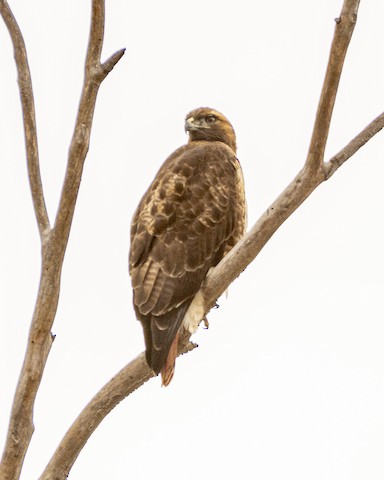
xmin=205 ymin=115 xmax=217 ymax=124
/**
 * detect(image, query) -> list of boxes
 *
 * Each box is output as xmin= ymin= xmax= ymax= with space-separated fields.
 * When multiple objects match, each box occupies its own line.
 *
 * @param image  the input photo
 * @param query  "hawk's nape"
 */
xmin=129 ymin=107 xmax=246 ymax=386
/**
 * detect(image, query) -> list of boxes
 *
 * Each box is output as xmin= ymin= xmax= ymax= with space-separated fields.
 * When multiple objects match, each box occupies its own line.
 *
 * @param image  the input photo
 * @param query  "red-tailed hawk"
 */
xmin=129 ymin=107 xmax=246 ymax=385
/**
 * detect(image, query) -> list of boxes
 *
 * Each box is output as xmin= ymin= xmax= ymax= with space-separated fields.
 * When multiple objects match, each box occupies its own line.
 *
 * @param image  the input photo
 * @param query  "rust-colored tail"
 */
xmin=161 ymin=331 xmax=178 ymax=386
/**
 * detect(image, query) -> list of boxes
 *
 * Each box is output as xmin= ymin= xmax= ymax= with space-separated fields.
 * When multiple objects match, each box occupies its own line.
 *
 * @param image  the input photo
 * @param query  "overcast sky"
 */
xmin=1 ymin=1 xmax=384 ymax=479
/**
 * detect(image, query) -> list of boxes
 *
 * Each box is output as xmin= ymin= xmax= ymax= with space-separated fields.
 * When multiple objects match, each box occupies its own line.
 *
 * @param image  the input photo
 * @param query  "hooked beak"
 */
xmin=185 ymin=117 xmax=197 ymax=133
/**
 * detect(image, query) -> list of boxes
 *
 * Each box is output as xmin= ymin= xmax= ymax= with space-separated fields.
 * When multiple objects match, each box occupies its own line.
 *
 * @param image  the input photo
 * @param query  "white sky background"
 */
xmin=1 ymin=0 xmax=384 ymax=478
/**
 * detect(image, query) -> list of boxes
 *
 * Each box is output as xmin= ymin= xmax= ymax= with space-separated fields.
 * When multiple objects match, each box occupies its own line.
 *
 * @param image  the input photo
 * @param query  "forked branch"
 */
xmin=53 ymin=2 xmax=125 ymax=248
xmin=305 ymin=0 xmax=360 ymax=174
xmin=0 ymin=2 xmax=124 ymax=480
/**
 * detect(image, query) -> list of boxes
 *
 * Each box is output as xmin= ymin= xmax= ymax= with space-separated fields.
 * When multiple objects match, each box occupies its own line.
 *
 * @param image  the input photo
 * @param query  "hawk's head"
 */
xmin=185 ymin=107 xmax=237 ymax=154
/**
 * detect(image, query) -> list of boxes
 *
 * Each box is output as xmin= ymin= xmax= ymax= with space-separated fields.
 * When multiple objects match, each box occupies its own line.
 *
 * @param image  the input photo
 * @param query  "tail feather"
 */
xmin=136 ymin=300 xmax=194 ymax=386
xmin=149 ymin=302 xmax=191 ymax=376
xmin=161 ymin=331 xmax=179 ymax=386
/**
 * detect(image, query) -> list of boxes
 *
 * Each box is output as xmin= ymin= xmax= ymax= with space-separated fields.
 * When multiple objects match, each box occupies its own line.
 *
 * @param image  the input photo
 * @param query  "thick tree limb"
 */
xmin=0 ymin=0 xmax=50 ymax=239
xmin=38 ymin=354 xmax=154 ymax=480
xmin=38 ymin=1 xmax=383 ymax=477
xmin=39 ymin=345 xmax=196 ymax=480
xmin=0 ymin=2 xmax=124 ymax=480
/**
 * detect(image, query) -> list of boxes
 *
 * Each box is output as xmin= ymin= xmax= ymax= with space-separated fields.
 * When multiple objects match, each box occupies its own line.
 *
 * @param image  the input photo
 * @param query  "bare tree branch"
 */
xmin=38 ymin=355 xmax=153 ymax=480
xmin=0 ymin=0 xmax=50 ymax=239
xmin=305 ymin=0 xmax=360 ymax=174
xmin=0 ymin=2 xmax=124 ymax=479
xmin=53 ymin=6 xmax=124 ymax=250
xmin=36 ymin=1 xmax=384 ymax=477
xmin=39 ymin=345 xmax=194 ymax=480
xmin=324 ymin=111 xmax=384 ymax=179
xmin=99 ymin=48 xmax=126 ymax=80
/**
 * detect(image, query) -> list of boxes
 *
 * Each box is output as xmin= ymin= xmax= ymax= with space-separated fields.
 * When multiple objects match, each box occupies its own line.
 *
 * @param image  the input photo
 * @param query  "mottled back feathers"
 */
xmin=129 ymin=108 xmax=246 ymax=384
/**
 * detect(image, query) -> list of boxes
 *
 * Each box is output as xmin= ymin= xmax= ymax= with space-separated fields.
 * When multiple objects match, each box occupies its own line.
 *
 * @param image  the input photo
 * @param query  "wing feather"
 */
xmin=129 ymin=142 xmax=246 ymax=375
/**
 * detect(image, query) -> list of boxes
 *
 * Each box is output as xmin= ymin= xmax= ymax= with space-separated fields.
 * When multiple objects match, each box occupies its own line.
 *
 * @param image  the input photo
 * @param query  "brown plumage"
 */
xmin=129 ymin=107 xmax=246 ymax=385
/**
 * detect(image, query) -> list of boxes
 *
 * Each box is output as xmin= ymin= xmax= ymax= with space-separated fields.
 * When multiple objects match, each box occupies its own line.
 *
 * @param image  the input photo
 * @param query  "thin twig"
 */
xmin=53 ymin=4 xmax=124 ymax=247
xmin=86 ymin=0 xmax=105 ymax=69
xmin=0 ymin=0 xmax=50 ymax=240
xmin=305 ymin=0 xmax=360 ymax=174
xmin=0 ymin=2 xmax=124 ymax=479
xmin=324 ymin=111 xmax=384 ymax=179
xmin=99 ymin=48 xmax=126 ymax=80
